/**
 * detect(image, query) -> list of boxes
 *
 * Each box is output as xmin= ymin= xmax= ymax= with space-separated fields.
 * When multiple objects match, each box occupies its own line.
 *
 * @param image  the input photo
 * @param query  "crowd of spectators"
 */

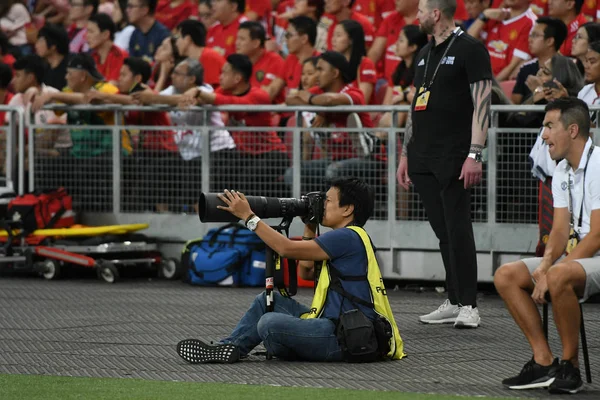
xmin=0 ymin=0 xmax=599 ymax=213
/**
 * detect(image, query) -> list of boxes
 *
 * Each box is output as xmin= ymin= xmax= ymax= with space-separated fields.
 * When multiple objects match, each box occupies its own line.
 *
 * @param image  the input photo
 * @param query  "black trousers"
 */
xmin=408 ymin=154 xmax=478 ymax=307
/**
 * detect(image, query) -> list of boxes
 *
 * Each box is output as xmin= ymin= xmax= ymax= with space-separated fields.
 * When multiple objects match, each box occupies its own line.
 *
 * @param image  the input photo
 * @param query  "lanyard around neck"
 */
xmin=568 ymin=146 xmax=594 ymax=231
xmin=422 ymin=29 xmax=460 ymax=91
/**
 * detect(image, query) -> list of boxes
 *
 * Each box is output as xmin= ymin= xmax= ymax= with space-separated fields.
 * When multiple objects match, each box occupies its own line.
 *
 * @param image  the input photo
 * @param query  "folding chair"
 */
xmin=543 ymin=302 xmax=592 ymax=383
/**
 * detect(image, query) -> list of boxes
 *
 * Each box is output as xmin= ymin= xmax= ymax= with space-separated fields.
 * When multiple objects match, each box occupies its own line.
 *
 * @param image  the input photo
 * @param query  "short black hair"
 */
xmin=536 ymin=17 xmax=568 ymax=51
xmin=289 ymin=16 xmax=317 ymax=47
xmin=141 ymin=0 xmax=158 ymax=14
xmin=226 ymin=54 xmax=252 ymax=82
xmin=230 ymin=0 xmax=245 ymax=13
xmin=38 ymin=24 xmax=70 ymax=56
xmin=574 ymin=0 xmax=584 ymax=14
xmin=545 ymin=97 xmax=591 ymax=139
xmin=0 ymin=31 xmax=8 ymax=55
xmin=89 ymin=13 xmax=116 ymax=41
xmin=123 ymin=57 xmax=152 ymax=83
xmin=13 ymin=55 xmax=47 ymax=84
xmin=330 ymin=177 xmax=374 ymax=227
xmin=0 ymin=62 xmax=12 ymax=89
xmin=177 ymin=19 xmax=207 ymax=47
xmin=239 ymin=21 xmax=266 ymax=47
xmin=84 ymin=0 xmax=100 ymax=14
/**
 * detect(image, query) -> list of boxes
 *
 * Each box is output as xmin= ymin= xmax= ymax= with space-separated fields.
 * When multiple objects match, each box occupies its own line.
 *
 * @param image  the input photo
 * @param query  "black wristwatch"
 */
xmin=478 ymin=12 xmax=489 ymax=22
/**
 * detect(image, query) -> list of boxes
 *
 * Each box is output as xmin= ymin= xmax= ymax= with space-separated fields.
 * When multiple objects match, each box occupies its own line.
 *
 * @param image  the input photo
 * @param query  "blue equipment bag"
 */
xmin=182 ymin=223 xmax=266 ymax=286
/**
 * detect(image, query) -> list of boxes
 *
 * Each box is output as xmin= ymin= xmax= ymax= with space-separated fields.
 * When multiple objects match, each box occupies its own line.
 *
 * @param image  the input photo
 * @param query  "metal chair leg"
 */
xmin=579 ymin=303 xmax=592 ymax=384
xmin=543 ymin=303 xmax=549 ymax=339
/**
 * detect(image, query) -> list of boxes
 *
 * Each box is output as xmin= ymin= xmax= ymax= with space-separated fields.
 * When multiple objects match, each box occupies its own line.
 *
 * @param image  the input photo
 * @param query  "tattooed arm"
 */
xmin=401 ymin=109 xmax=413 ymax=157
xmin=469 ymin=79 xmax=492 ymax=153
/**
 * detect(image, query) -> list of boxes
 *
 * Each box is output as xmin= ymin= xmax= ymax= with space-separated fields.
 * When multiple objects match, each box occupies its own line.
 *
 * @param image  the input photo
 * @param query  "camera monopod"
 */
xmin=264 ymin=216 xmax=298 ymax=313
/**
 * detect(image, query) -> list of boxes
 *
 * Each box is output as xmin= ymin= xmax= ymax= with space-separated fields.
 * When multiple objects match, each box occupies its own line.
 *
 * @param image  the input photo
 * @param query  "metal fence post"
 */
xmin=201 ymin=107 xmax=210 ymax=194
xmin=388 ymin=110 xmax=398 ymax=225
xmin=5 ymin=109 xmax=14 ymax=192
xmin=17 ymin=108 xmax=25 ymax=195
xmin=292 ymin=111 xmax=302 ymax=198
xmin=112 ymin=110 xmax=121 ymax=213
xmin=486 ymin=111 xmax=498 ymax=224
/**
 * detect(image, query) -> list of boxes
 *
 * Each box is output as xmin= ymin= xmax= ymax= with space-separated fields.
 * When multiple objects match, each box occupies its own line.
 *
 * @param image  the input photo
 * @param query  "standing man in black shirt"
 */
xmin=397 ymin=0 xmax=492 ymax=328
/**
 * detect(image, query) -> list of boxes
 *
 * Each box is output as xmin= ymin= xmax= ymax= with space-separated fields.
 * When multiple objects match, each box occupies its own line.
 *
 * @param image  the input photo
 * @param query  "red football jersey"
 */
xmin=484 ymin=10 xmax=536 ymax=75
xmin=283 ymin=50 xmax=321 ymax=94
xmin=560 ymin=13 xmax=588 ymax=56
xmin=582 ymin=0 xmax=596 ymax=20
xmin=246 ymin=0 xmax=273 ymax=36
xmin=352 ymin=0 xmax=395 ymax=27
xmin=214 ymin=87 xmax=286 ymax=155
xmin=207 ymin=15 xmax=249 ymax=57
xmin=326 ymin=11 xmax=375 ymax=50
xmin=125 ymin=105 xmax=177 ymax=152
xmin=308 ymin=85 xmax=374 ymax=161
xmin=352 ymin=56 xmax=377 ymax=104
xmin=91 ymin=44 xmax=128 ymax=83
xmin=156 ymin=0 xmax=198 ymax=31
xmin=375 ymin=12 xmax=420 ymax=81
xmin=199 ymin=47 xmax=226 ymax=87
xmin=250 ymin=50 xmax=285 ymax=103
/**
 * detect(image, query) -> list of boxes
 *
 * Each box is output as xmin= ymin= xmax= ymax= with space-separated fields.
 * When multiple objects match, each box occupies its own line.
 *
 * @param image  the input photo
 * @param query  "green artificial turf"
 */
xmin=0 ymin=374 xmax=515 ymax=400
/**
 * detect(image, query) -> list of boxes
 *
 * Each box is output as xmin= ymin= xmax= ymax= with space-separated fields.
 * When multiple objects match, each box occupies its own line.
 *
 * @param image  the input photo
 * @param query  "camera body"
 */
xmin=198 ymin=191 xmax=326 ymax=224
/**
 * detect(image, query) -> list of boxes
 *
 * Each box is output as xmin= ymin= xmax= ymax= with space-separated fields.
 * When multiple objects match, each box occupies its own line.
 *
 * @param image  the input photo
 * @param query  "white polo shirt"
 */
xmin=552 ymin=138 xmax=600 ymax=240
xmin=578 ymin=84 xmax=600 ymax=106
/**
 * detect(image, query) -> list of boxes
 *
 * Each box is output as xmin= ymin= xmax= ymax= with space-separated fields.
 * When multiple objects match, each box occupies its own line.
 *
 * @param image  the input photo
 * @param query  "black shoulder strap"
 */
xmin=328 ymin=263 xmax=374 ymax=309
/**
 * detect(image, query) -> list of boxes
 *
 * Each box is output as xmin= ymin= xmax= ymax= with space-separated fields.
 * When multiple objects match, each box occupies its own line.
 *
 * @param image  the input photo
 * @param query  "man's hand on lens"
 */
xmin=459 ymin=157 xmax=483 ymax=189
xmin=216 ymin=190 xmax=253 ymax=221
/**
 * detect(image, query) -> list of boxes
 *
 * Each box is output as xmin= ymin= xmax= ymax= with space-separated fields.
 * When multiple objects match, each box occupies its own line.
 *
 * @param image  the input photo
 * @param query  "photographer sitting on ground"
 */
xmin=177 ymin=177 xmax=404 ymax=363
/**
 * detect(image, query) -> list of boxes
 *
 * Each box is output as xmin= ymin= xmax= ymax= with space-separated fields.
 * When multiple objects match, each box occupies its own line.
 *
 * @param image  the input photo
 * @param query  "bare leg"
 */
xmin=547 ymin=262 xmax=587 ymax=367
xmin=494 ymin=261 xmax=554 ymax=365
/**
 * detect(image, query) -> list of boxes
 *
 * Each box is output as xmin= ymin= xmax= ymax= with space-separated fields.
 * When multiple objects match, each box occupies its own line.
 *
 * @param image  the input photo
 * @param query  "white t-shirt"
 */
xmin=6 ymin=85 xmax=71 ymax=149
xmin=160 ymin=85 xmax=235 ymax=160
xmin=114 ymin=25 xmax=135 ymax=52
xmin=552 ymin=138 xmax=600 ymax=240
xmin=578 ymin=84 xmax=600 ymax=106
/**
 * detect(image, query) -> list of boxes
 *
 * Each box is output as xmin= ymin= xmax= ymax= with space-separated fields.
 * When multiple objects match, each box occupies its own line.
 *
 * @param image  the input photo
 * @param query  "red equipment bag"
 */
xmin=7 ymin=188 xmax=74 ymax=232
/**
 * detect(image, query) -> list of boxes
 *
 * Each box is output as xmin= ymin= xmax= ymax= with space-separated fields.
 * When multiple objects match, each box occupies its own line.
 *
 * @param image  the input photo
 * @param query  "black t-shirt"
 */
xmin=43 ymin=56 xmax=69 ymax=91
xmin=513 ymin=59 xmax=539 ymax=101
xmin=410 ymin=29 xmax=492 ymax=158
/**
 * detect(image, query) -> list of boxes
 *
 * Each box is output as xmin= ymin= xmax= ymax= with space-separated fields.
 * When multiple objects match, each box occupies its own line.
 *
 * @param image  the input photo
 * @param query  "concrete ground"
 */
xmin=0 ymin=277 xmax=598 ymax=399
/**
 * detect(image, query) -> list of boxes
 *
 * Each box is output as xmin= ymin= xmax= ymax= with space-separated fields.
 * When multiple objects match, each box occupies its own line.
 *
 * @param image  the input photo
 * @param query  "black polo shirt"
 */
xmin=43 ymin=55 xmax=69 ymax=91
xmin=513 ymin=59 xmax=539 ymax=101
xmin=409 ymin=28 xmax=492 ymax=158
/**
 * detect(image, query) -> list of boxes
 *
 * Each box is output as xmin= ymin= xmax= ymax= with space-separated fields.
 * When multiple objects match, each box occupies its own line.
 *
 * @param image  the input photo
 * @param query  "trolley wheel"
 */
xmin=41 ymin=260 xmax=61 ymax=280
xmin=159 ymin=258 xmax=183 ymax=280
xmin=97 ymin=261 xmax=119 ymax=283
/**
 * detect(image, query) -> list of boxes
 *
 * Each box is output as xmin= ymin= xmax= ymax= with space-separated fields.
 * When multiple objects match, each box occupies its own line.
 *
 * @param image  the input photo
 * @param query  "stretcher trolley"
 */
xmin=0 ymin=222 xmax=183 ymax=283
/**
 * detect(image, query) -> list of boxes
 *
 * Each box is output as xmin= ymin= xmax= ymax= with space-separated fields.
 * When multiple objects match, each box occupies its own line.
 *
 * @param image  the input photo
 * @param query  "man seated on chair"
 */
xmin=176 ymin=177 xmax=404 ymax=363
xmin=494 ymin=97 xmax=600 ymax=394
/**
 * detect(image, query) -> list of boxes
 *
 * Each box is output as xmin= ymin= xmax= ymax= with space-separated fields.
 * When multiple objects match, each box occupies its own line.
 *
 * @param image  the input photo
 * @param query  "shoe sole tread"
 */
xmin=177 ymin=339 xmax=240 ymax=364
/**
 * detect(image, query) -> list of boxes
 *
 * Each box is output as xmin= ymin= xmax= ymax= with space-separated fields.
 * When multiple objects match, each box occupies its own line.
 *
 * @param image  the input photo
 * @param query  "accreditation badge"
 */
xmin=414 ymin=87 xmax=430 ymax=111
xmin=565 ymin=226 xmax=580 ymax=255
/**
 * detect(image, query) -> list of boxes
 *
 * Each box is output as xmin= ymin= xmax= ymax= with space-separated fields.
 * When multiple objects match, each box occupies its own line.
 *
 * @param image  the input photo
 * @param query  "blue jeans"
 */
xmin=221 ymin=291 xmax=343 ymax=361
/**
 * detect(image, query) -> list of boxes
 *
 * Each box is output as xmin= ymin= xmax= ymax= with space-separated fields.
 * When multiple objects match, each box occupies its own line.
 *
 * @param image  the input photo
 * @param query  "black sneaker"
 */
xmin=548 ymin=360 xmax=584 ymax=394
xmin=502 ymin=358 xmax=559 ymax=389
xmin=177 ymin=339 xmax=240 ymax=364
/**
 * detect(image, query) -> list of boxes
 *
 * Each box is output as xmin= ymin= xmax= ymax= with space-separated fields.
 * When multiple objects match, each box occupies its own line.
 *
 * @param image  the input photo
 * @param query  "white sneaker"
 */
xmin=419 ymin=299 xmax=460 ymax=324
xmin=454 ymin=305 xmax=480 ymax=329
